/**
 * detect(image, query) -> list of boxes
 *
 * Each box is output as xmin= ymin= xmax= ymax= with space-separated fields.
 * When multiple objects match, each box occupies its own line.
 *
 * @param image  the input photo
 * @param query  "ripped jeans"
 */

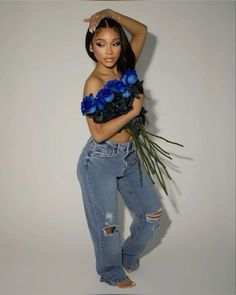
xmin=76 ymin=136 xmax=163 ymax=285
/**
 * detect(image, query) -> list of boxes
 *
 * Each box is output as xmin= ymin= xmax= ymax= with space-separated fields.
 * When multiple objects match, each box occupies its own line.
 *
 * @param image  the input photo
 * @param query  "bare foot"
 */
xmin=115 ymin=278 xmax=136 ymax=288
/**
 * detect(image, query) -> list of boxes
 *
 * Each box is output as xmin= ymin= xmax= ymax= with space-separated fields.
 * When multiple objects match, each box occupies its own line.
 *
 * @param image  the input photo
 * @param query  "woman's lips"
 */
xmin=104 ymin=59 xmax=115 ymax=62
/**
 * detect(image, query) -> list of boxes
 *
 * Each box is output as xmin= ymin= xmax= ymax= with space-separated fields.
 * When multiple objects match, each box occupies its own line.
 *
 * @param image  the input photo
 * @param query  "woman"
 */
xmin=77 ymin=9 xmax=163 ymax=288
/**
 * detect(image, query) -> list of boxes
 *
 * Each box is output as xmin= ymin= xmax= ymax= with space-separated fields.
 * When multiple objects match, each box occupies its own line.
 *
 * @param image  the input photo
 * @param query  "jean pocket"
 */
xmin=91 ymin=145 xmax=116 ymax=158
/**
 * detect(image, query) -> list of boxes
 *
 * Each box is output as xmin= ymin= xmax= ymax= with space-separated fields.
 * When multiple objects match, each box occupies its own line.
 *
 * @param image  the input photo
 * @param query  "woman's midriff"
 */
xmin=108 ymin=129 xmax=133 ymax=143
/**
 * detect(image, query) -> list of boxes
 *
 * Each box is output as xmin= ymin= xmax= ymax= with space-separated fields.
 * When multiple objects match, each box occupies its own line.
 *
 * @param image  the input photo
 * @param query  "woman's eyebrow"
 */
xmin=95 ymin=38 xmax=121 ymax=42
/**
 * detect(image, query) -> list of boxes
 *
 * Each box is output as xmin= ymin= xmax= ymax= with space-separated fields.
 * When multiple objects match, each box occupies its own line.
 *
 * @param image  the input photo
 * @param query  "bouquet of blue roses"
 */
xmin=81 ymin=69 xmax=183 ymax=196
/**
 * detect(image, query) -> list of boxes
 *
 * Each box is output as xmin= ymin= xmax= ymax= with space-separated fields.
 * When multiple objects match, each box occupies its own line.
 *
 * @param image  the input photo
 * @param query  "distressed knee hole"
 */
xmin=103 ymin=225 xmax=119 ymax=235
xmin=146 ymin=208 xmax=163 ymax=222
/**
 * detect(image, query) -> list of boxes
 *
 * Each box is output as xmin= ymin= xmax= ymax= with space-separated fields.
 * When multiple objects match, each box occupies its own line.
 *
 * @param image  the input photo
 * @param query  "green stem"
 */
xmin=146 ymin=131 xmax=184 ymax=147
xmin=149 ymin=143 xmax=172 ymax=180
xmin=125 ymin=122 xmax=180 ymax=196
xmin=136 ymin=129 xmax=168 ymax=193
xmin=151 ymin=141 xmax=172 ymax=159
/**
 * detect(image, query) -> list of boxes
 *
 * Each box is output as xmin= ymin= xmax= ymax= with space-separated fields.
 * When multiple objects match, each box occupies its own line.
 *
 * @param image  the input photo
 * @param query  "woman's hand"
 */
xmin=130 ymin=94 xmax=144 ymax=117
xmin=84 ymin=9 xmax=112 ymax=33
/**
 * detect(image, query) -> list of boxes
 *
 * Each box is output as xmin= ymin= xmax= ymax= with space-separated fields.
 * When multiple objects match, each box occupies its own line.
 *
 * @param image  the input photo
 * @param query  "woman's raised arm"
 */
xmin=84 ymin=9 xmax=147 ymax=63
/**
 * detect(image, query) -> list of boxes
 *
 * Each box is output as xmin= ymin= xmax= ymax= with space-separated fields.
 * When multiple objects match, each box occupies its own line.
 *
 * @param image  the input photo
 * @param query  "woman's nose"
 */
xmin=106 ymin=46 xmax=113 ymax=55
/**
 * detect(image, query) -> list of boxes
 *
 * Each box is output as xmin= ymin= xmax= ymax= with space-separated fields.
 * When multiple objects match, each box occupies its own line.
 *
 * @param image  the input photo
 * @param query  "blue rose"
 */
xmin=105 ymin=80 xmax=126 ymax=93
xmin=122 ymin=89 xmax=131 ymax=98
xmin=121 ymin=69 xmax=138 ymax=85
xmin=112 ymin=81 xmax=127 ymax=93
xmin=105 ymin=79 xmax=117 ymax=90
xmin=95 ymin=96 xmax=106 ymax=111
xmin=81 ymin=93 xmax=97 ymax=115
xmin=97 ymin=87 xmax=114 ymax=103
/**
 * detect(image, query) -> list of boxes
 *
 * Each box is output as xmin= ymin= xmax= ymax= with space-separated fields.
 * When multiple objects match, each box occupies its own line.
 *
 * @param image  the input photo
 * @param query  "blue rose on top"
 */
xmin=105 ymin=80 xmax=127 ymax=93
xmin=120 ymin=69 xmax=138 ymax=85
xmin=113 ymin=81 xmax=127 ymax=93
xmin=105 ymin=79 xmax=117 ymax=90
xmin=122 ymin=89 xmax=131 ymax=98
xmin=81 ymin=93 xmax=97 ymax=115
xmin=95 ymin=96 xmax=106 ymax=111
xmin=96 ymin=87 xmax=114 ymax=103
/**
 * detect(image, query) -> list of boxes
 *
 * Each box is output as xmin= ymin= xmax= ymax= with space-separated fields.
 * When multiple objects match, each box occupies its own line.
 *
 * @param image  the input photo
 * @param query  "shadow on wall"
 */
xmin=116 ymin=32 xmax=187 ymax=259
xmin=123 ymin=32 xmax=170 ymax=257
xmin=118 ymin=186 xmax=172 ymax=260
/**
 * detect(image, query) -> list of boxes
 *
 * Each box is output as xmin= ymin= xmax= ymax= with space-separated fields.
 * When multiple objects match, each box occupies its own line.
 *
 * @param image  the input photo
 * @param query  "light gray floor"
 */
xmin=0 ymin=207 xmax=234 ymax=295
xmin=1 ymin=240 xmax=234 ymax=295
xmin=0 ymin=1 xmax=235 ymax=295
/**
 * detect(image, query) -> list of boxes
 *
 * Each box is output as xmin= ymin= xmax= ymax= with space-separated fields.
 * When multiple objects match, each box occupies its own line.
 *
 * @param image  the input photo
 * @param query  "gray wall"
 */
xmin=0 ymin=1 xmax=234 ymax=295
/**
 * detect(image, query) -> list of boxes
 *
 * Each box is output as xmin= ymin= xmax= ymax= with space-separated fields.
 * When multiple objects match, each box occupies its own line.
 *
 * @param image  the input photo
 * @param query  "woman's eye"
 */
xmin=96 ymin=43 xmax=104 ymax=47
xmin=113 ymin=42 xmax=121 ymax=47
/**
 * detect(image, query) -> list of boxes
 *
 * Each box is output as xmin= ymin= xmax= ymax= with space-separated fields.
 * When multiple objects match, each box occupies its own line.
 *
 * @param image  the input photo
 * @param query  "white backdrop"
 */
xmin=0 ymin=1 xmax=235 ymax=295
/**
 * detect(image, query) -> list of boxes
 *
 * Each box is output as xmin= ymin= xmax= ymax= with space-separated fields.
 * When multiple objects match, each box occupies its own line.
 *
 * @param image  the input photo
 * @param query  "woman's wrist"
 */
xmin=126 ymin=108 xmax=138 ymax=120
xmin=108 ymin=9 xmax=121 ymax=22
xmin=106 ymin=9 xmax=147 ymax=36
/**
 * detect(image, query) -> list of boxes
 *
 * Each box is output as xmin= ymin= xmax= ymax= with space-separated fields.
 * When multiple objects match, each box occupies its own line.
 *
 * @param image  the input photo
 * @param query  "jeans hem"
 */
xmin=99 ymin=266 xmax=129 ymax=286
xmin=122 ymin=253 xmax=140 ymax=271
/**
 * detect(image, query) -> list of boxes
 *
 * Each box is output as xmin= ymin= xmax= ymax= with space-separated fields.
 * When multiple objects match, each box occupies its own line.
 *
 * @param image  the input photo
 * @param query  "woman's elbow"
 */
xmin=141 ymin=25 xmax=148 ymax=34
xmin=92 ymin=136 xmax=103 ymax=144
xmin=90 ymin=131 xmax=105 ymax=144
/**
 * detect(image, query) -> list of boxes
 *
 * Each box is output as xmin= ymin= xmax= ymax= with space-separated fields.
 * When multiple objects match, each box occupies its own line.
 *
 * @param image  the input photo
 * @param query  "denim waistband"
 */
xmin=88 ymin=137 xmax=134 ymax=152
xmin=106 ymin=139 xmax=134 ymax=152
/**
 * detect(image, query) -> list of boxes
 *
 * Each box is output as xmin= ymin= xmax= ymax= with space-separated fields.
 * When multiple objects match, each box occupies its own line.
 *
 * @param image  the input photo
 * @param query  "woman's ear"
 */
xmin=89 ymin=44 xmax=94 ymax=52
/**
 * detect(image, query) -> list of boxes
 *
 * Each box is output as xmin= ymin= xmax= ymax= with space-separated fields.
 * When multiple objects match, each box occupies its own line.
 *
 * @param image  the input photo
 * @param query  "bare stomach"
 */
xmin=108 ymin=129 xmax=133 ymax=143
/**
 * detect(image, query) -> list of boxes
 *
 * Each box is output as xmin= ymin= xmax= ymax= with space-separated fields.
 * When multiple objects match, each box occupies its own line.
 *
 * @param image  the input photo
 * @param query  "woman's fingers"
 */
xmin=84 ymin=10 xmax=109 ymax=32
xmin=84 ymin=15 xmax=97 ymax=32
xmin=84 ymin=18 xmax=95 ymax=32
xmin=131 ymin=95 xmax=144 ymax=116
xmin=90 ymin=14 xmax=101 ymax=31
xmin=91 ymin=17 xmax=98 ymax=30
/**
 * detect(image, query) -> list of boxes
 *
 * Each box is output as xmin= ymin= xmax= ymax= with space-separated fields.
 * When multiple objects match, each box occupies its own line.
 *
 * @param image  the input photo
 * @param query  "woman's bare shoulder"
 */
xmin=83 ymin=73 xmax=104 ymax=97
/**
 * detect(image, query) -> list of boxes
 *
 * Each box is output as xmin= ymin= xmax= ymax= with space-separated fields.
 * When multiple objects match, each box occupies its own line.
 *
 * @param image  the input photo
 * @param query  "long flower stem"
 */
xmin=146 ymin=131 xmax=184 ymax=147
xmin=151 ymin=141 xmax=172 ymax=159
xmin=128 ymin=124 xmax=169 ymax=195
xmin=141 ymin=129 xmax=168 ymax=194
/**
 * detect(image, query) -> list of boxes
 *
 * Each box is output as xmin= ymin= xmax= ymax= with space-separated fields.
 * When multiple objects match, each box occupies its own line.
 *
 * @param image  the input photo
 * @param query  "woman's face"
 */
xmin=90 ymin=27 xmax=121 ymax=69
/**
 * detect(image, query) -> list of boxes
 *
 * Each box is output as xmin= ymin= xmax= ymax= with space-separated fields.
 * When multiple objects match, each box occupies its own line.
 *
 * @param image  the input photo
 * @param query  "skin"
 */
xmin=89 ymin=28 xmax=137 ymax=288
xmin=87 ymin=28 xmax=137 ymax=288
xmin=85 ymin=28 xmax=144 ymax=144
xmin=87 ymin=28 xmax=139 ymax=288
xmin=83 ymin=9 xmax=148 ymax=288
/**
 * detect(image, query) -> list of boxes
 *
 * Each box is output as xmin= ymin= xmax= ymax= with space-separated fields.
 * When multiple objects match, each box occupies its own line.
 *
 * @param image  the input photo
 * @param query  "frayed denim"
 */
xmin=76 ymin=136 xmax=163 ymax=285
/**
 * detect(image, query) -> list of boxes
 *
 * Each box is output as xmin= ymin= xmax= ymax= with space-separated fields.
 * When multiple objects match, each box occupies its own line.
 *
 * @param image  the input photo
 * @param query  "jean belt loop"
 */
xmin=126 ymin=143 xmax=129 ymax=152
xmin=128 ymin=141 xmax=132 ymax=152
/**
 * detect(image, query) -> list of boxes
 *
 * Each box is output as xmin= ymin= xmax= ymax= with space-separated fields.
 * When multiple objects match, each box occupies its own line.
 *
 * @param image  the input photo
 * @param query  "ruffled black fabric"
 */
xmin=83 ymin=71 xmax=183 ymax=195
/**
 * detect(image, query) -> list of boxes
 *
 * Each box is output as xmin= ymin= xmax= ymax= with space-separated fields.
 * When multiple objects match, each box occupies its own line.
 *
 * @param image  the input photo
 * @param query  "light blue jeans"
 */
xmin=76 ymin=136 xmax=163 ymax=285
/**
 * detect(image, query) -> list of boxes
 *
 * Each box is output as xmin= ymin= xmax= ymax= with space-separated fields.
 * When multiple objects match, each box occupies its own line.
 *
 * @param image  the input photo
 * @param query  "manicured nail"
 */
xmin=89 ymin=28 xmax=93 ymax=33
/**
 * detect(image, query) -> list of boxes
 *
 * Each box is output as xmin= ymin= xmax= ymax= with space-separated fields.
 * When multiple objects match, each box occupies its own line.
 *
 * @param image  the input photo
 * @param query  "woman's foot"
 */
xmin=115 ymin=278 xmax=136 ymax=288
xmin=100 ymin=276 xmax=136 ymax=288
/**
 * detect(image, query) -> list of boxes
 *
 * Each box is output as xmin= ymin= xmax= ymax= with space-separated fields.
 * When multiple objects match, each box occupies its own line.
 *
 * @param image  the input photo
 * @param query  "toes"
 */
xmin=116 ymin=279 xmax=135 ymax=288
xmin=127 ymin=280 xmax=136 ymax=287
xmin=116 ymin=281 xmax=125 ymax=288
